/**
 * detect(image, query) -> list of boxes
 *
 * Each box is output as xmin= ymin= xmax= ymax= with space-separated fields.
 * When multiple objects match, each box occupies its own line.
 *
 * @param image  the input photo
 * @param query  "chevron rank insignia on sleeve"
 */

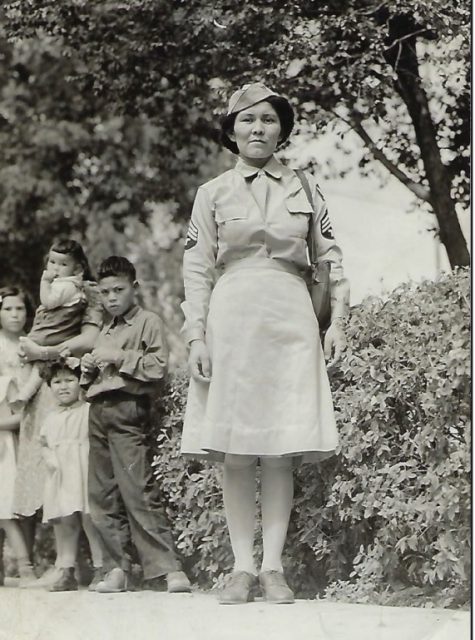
xmin=320 ymin=209 xmax=334 ymax=240
xmin=185 ymin=219 xmax=199 ymax=250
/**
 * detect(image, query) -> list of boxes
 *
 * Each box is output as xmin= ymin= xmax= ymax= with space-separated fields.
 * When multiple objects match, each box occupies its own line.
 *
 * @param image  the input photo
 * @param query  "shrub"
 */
xmin=151 ymin=268 xmax=470 ymax=606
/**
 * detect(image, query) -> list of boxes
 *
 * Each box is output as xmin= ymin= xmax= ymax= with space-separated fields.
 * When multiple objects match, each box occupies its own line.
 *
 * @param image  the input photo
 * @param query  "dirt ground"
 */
xmin=0 ymin=579 xmax=470 ymax=640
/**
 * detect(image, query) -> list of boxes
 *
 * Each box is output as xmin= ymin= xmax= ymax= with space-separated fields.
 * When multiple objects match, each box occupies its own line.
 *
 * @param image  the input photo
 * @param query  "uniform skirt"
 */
xmin=181 ymin=258 xmax=339 ymax=464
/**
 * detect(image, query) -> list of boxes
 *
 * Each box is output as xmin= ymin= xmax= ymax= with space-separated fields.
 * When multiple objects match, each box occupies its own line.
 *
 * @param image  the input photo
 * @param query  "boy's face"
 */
xmin=98 ymin=275 xmax=136 ymax=317
xmin=50 ymin=370 xmax=81 ymax=406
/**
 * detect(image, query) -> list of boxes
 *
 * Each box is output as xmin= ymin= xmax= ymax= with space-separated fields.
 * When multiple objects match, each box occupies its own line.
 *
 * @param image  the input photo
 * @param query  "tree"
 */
xmin=176 ymin=0 xmax=470 ymax=267
xmin=1 ymin=0 xmax=469 ymax=287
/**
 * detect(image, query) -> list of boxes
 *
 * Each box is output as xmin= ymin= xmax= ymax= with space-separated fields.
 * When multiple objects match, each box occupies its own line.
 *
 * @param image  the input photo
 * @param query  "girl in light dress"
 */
xmin=0 ymin=286 xmax=36 ymax=586
xmin=39 ymin=359 xmax=103 ymax=592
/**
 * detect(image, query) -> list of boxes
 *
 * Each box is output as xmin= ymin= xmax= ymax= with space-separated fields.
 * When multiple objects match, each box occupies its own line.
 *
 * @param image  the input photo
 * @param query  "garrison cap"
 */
xmin=227 ymin=82 xmax=278 ymax=115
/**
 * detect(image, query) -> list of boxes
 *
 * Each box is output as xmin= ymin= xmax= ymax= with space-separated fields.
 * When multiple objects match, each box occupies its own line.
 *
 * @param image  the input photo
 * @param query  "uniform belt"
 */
xmin=221 ymin=257 xmax=301 ymax=278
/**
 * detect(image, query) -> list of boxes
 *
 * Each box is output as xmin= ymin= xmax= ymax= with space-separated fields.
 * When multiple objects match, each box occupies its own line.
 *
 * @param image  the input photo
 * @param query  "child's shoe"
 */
xmin=18 ymin=563 xmax=38 ymax=589
xmin=49 ymin=567 xmax=78 ymax=592
xmin=88 ymin=567 xmax=105 ymax=592
xmin=95 ymin=567 xmax=128 ymax=593
xmin=21 ymin=565 xmax=61 ymax=589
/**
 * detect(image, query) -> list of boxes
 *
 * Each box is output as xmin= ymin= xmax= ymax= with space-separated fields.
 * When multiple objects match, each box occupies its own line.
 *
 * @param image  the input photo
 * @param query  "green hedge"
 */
xmin=152 ymin=269 xmax=470 ymax=606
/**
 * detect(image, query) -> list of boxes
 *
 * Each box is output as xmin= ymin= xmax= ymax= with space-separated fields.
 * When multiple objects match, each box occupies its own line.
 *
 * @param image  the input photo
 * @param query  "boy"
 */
xmin=81 ymin=256 xmax=190 ymax=593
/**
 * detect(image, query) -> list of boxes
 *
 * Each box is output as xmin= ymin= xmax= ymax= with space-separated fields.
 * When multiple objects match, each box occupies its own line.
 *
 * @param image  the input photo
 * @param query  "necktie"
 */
xmin=251 ymin=170 xmax=269 ymax=216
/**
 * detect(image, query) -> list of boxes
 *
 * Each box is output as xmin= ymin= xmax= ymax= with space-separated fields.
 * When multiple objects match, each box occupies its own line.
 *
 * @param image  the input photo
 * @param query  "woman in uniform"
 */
xmin=181 ymin=83 xmax=349 ymax=604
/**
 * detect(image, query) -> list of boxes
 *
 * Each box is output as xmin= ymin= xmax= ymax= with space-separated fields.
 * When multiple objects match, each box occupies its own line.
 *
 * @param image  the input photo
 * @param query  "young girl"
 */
xmin=13 ymin=238 xmax=93 ymax=409
xmin=0 ymin=286 xmax=37 ymax=586
xmin=40 ymin=358 xmax=103 ymax=592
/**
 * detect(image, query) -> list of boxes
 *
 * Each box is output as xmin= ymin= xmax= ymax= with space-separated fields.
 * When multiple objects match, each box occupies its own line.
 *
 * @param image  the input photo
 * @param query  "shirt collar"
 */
xmin=104 ymin=304 xmax=140 ymax=331
xmin=234 ymin=155 xmax=283 ymax=180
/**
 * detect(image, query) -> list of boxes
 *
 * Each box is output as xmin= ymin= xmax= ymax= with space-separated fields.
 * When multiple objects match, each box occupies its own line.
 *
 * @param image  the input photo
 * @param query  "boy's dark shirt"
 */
xmin=81 ymin=304 xmax=168 ymax=399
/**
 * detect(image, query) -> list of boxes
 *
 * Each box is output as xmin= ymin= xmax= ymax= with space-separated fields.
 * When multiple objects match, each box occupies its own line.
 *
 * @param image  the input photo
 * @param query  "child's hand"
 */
xmin=41 ymin=269 xmax=56 ymax=283
xmin=81 ymin=353 xmax=98 ymax=374
xmin=92 ymin=347 xmax=123 ymax=368
xmin=45 ymin=459 xmax=59 ymax=474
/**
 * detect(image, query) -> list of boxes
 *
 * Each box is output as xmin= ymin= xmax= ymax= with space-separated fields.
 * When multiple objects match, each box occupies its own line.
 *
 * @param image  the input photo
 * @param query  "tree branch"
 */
xmin=384 ymin=28 xmax=428 ymax=51
xmin=332 ymin=110 xmax=431 ymax=203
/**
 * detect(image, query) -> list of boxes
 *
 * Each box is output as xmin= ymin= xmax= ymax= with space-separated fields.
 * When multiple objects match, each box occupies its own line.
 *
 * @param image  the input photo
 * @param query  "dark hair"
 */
xmin=0 ymin=285 xmax=35 ymax=329
xmin=42 ymin=358 xmax=81 ymax=386
xmin=220 ymin=95 xmax=295 ymax=155
xmin=48 ymin=238 xmax=94 ymax=281
xmin=97 ymin=256 xmax=136 ymax=282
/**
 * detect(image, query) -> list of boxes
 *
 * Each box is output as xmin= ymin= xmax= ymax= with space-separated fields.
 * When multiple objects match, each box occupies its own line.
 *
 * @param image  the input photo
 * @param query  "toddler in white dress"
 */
xmin=40 ymin=358 xmax=103 ymax=592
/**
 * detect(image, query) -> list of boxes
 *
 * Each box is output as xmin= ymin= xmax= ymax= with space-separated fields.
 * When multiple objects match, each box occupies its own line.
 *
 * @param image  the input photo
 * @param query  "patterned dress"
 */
xmin=0 ymin=333 xmax=31 ymax=519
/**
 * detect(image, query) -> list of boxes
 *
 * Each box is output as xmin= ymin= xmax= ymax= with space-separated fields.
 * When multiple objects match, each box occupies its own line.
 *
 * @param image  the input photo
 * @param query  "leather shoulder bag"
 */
xmin=295 ymin=169 xmax=332 ymax=332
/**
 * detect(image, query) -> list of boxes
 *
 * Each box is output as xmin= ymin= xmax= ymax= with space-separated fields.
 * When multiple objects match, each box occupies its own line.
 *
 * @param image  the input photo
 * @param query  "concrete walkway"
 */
xmin=0 ymin=581 xmax=470 ymax=640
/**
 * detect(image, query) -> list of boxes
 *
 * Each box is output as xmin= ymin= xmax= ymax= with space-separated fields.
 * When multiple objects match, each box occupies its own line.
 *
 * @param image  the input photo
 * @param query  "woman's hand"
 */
xmin=323 ymin=319 xmax=347 ymax=368
xmin=188 ymin=339 xmax=212 ymax=383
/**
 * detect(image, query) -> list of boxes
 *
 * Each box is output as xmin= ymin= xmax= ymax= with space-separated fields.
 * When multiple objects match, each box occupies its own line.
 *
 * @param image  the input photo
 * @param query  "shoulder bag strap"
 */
xmin=294 ymin=169 xmax=316 ymax=265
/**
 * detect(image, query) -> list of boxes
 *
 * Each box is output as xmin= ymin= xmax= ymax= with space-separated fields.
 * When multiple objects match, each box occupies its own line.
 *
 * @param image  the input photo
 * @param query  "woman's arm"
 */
xmin=182 ymin=186 xmax=218 ymax=344
xmin=182 ymin=186 xmax=218 ymax=381
xmin=309 ymin=179 xmax=349 ymax=365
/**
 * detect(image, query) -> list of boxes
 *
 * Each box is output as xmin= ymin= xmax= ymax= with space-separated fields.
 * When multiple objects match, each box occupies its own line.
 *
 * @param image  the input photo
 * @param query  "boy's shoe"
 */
xmin=219 ymin=571 xmax=258 ymax=605
xmin=96 ymin=567 xmax=128 ymax=593
xmin=88 ymin=567 xmax=105 ymax=592
xmin=49 ymin=567 xmax=78 ymax=592
xmin=166 ymin=571 xmax=191 ymax=593
xmin=258 ymin=570 xmax=294 ymax=604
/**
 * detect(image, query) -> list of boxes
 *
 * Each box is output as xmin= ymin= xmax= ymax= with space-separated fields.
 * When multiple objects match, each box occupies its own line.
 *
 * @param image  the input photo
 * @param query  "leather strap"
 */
xmin=294 ymin=169 xmax=316 ymax=265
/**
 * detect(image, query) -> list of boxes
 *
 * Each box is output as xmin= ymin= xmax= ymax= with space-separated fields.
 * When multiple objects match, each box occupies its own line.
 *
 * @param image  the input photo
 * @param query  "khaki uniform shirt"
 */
xmin=182 ymin=156 xmax=350 ymax=344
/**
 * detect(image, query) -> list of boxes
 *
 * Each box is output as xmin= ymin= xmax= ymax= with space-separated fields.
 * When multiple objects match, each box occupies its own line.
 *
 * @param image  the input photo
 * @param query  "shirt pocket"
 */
xmin=214 ymin=203 xmax=249 ymax=224
xmin=284 ymin=188 xmax=313 ymax=239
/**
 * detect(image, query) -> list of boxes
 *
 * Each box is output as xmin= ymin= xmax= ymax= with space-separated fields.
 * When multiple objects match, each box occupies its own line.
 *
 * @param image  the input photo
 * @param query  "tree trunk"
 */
xmin=384 ymin=16 xmax=470 ymax=269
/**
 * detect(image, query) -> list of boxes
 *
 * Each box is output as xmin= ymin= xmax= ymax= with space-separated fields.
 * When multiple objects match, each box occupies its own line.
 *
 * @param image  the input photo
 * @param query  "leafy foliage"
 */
xmin=0 ymin=0 xmax=470 ymax=296
xmin=150 ymin=269 xmax=470 ymax=605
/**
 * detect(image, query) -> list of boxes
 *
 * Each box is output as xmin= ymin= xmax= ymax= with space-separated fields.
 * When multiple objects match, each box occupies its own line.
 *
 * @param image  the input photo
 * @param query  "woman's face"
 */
xmin=230 ymin=101 xmax=282 ymax=165
xmin=0 ymin=295 xmax=27 ymax=336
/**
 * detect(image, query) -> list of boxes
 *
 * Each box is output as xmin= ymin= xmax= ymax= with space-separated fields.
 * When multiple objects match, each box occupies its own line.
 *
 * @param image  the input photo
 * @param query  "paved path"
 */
xmin=0 ymin=580 xmax=470 ymax=640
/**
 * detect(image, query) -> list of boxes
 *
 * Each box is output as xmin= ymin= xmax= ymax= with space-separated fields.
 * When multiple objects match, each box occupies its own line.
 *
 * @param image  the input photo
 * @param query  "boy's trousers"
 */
xmin=88 ymin=391 xmax=180 ymax=579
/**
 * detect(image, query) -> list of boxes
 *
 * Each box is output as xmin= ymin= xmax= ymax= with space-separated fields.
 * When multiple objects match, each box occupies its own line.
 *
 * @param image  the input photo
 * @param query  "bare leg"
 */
xmin=260 ymin=457 xmax=294 ymax=573
xmin=223 ymin=454 xmax=258 ymax=574
xmin=0 ymin=519 xmax=31 ymax=574
xmin=81 ymin=514 xmax=103 ymax=568
xmin=53 ymin=514 xmax=81 ymax=568
xmin=18 ymin=515 xmax=37 ymax=564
